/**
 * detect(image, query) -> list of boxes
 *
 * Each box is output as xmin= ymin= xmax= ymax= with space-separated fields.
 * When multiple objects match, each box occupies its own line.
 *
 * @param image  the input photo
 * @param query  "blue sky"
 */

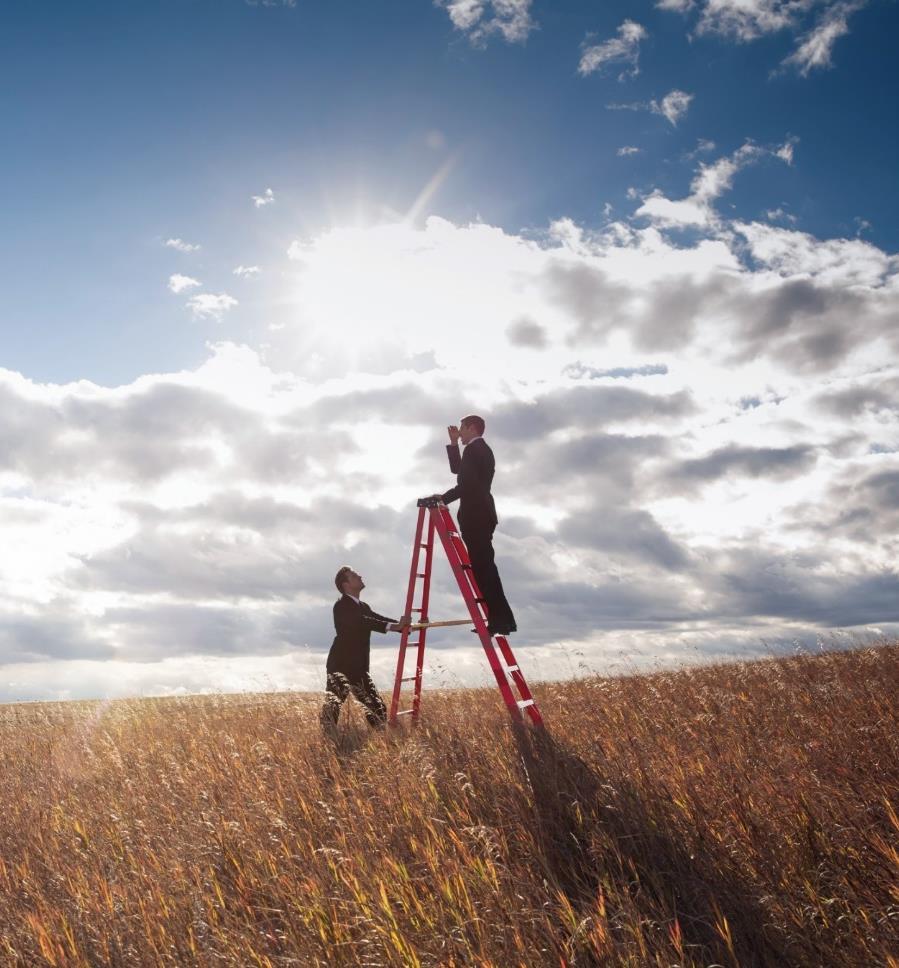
xmin=1 ymin=0 xmax=899 ymax=701
xmin=2 ymin=0 xmax=895 ymax=383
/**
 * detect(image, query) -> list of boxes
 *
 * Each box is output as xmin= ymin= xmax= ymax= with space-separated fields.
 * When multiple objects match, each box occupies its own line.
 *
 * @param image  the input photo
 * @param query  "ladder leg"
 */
xmin=431 ymin=505 xmax=544 ymax=726
xmin=389 ymin=506 xmax=426 ymax=724
xmin=411 ymin=513 xmax=436 ymax=720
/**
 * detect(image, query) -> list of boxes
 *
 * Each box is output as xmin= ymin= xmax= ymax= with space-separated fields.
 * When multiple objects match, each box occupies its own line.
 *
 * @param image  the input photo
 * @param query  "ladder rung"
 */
xmin=401 ymin=676 xmax=418 ymax=682
xmin=506 ymin=665 xmax=519 ymax=673
xmin=411 ymin=608 xmax=423 ymax=612
xmin=416 ymin=573 xmax=427 ymax=578
xmin=517 ymin=699 xmax=535 ymax=709
xmin=396 ymin=709 xmax=414 ymax=717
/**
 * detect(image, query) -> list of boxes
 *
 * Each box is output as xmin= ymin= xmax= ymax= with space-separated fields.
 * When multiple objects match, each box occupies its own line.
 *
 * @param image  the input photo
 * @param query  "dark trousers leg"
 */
xmin=462 ymin=526 xmax=516 ymax=629
xmin=350 ymin=673 xmax=388 ymax=727
xmin=321 ymin=671 xmax=387 ymax=730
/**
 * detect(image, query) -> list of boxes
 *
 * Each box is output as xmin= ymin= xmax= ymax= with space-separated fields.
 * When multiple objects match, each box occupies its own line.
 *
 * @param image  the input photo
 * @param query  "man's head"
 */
xmin=335 ymin=566 xmax=364 ymax=597
xmin=459 ymin=414 xmax=485 ymax=445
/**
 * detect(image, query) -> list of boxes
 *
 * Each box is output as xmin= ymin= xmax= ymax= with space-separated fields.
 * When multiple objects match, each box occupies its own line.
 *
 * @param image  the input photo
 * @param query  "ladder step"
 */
xmin=396 ymin=709 xmax=414 ymax=717
xmin=506 ymin=665 xmax=519 ymax=673
xmin=416 ymin=573 xmax=427 ymax=578
xmin=401 ymin=676 xmax=418 ymax=683
xmin=516 ymin=699 xmax=535 ymax=708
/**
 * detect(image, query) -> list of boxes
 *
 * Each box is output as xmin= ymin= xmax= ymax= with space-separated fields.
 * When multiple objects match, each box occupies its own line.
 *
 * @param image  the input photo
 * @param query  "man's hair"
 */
xmin=461 ymin=414 xmax=485 ymax=436
xmin=334 ymin=566 xmax=353 ymax=592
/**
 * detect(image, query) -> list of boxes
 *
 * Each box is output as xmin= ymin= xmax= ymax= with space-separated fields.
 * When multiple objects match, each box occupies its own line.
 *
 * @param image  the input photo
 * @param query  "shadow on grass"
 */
xmin=512 ymin=724 xmax=799 ymax=967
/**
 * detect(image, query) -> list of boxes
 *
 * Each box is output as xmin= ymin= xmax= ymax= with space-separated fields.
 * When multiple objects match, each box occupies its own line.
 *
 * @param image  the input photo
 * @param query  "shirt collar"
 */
xmin=345 ymin=593 xmax=361 ymax=604
xmin=463 ymin=435 xmax=482 ymax=447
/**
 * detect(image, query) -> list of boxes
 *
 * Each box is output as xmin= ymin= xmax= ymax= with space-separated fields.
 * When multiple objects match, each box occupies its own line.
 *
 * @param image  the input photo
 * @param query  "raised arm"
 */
xmin=441 ymin=425 xmax=463 ymax=503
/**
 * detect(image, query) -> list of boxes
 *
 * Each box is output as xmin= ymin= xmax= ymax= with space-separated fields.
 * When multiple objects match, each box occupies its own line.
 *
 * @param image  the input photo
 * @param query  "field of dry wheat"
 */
xmin=0 ymin=643 xmax=896 ymax=967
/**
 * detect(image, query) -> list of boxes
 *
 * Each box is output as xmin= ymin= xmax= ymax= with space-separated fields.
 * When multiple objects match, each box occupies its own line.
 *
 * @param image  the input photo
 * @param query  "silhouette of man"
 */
xmin=320 ymin=566 xmax=410 ymax=731
xmin=439 ymin=415 xmax=517 ymax=636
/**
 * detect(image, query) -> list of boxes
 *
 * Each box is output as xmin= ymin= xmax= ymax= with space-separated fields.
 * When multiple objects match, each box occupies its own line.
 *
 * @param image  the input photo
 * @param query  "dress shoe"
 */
xmin=487 ymin=622 xmax=516 ymax=636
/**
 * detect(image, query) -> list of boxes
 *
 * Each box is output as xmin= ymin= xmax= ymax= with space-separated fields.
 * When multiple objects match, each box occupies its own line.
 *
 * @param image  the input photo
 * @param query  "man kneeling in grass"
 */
xmin=320 ymin=566 xmax=410 ymax=731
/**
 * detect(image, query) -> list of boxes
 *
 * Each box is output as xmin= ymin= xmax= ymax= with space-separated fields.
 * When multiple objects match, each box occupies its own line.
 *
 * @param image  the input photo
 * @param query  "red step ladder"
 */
xmin=389 ymin=498 xmax=544 ymax=727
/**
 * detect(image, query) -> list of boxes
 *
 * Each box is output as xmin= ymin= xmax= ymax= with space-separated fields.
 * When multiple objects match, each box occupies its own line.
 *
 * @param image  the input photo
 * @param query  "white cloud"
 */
xmin=651 ymin=89 xmax=693 ymax=125
xmin=605 ymin=90 xmax=693 ymax=125
xmin=579 ymin=20 xmax=648 ymax=79
xmin=164 ymin=238 xmax=201 ymax=253
xmin=781 ymin=1 xmax=865 ymax=75
xmin=735 ymin=220 xmax=896 ymax=286
xmin=187 ymin=293 xmax=238 ymax=320
xmin=766 ymin=207 xmax=798 ymax=224
xmin=636 ymin=140 xmax=789 ymax=227
xmin=438 ymin=0 xmax=536 ymax=45
xmin=776 ymin=136 xmax=798 ymax=164
xmin=252 ymin=188 xmax=275 ymax=208
xmin=233 ymin=265 xmax=261 ymax=278
xmin=617 ymin=146 xmax=642 ymax=156
xmin=168 ymin=273 xmax=201 ymax=294
xmin=695 ymin=0 xmax=814 ymax=41
xmin=660 ymin=0 xmax=868 ymax=76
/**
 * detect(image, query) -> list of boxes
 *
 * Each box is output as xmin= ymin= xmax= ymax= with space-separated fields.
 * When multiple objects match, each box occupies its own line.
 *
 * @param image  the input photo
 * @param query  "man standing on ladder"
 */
xmin=437 ymin=415 xmax=517 ymax=637
xmin=321 ymin=566 xmax=410 ymax=732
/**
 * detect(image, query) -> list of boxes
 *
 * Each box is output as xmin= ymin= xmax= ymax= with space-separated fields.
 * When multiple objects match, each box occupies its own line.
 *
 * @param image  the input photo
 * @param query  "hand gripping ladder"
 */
xmin=389 ymin=498 xmax=544 ymax=727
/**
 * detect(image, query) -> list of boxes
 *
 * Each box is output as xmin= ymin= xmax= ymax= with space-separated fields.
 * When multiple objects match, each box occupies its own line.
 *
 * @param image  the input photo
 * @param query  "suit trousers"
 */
xmin=461 ymin=524 xmax=516 ymax=629
xmin=320 ymin=671 xmax=387 ymax=730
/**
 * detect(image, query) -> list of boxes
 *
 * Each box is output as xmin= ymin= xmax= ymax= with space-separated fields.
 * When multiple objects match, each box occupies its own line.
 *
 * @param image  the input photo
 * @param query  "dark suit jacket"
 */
xmin=327 ymin=595 xmax=396 ymax=679
xmin=441 ymin=437 xmax=498 ymax=532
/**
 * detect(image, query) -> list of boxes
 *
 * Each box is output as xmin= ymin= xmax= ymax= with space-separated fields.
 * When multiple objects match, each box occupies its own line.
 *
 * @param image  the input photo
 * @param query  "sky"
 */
xmin=1 ymin=0 xmax=898 ymax=701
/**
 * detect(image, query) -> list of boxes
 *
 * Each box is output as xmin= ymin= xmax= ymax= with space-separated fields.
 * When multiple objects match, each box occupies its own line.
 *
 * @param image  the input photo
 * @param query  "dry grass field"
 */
xmin=0 ymin=643 xmax=897 ymax=967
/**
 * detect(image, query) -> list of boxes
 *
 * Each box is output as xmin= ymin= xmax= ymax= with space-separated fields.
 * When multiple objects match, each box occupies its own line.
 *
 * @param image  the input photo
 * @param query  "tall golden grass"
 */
xmin=0 ymin=643 xmax=896 ymax=966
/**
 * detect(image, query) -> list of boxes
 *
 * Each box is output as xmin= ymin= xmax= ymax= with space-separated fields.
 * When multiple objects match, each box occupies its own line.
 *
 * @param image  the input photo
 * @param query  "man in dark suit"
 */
xmin=439 ymin=414 xmax=517 ymax=636
xmin=320 ymin=566 xmax=410 ymax=731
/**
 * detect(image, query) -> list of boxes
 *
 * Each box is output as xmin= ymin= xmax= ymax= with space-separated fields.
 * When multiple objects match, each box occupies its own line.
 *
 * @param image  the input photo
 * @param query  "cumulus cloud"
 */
xmin=187 ymin=293 xmax=238 ymax=320
xmin=3 ymin=197 xmax=899 ymax=700
xmin=437 ymin=0 xmax=536 ymax=45
xmin=636 ymin=140 xmax=791 ymax=227
xmin=165 ymin=237 xmax=201 ymax=253
xmin=579 ymin=20 xmax=648 ymax=79
xmin=252 ymin=187 xmax=275 ymax=208
xmin=168 ymin=273 xmax=201 ymax=294
xmin=233 ymin=265 xmax=261 ymax=278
